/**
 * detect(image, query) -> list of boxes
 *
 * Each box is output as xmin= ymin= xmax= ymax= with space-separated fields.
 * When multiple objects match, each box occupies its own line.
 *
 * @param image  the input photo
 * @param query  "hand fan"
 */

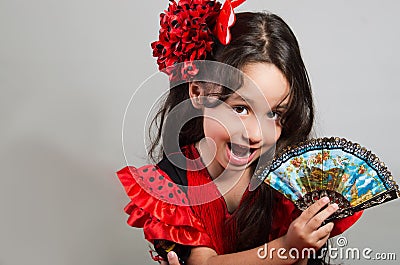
xmin=252 ymin=137 xmax=400 ymax=220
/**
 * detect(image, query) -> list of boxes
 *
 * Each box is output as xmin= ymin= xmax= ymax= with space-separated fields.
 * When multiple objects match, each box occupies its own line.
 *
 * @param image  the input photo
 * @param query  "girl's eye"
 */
xmin=267 ymin=111 xmax=281 ymax=120
xmin=232 ymin=106 xmax=249 ymax=115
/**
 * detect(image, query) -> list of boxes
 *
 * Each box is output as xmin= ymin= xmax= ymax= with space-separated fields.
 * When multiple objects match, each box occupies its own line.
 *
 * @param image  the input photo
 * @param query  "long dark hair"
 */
xmin=148 ymin=12 xmax=326 ymax=264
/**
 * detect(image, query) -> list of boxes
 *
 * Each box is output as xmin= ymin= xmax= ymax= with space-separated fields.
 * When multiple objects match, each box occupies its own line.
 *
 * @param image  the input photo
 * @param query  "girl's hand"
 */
xmin=283 ymin=197 xmax=338 ymax=251
xmin=160 ymin=251 xmax=181 ymax=265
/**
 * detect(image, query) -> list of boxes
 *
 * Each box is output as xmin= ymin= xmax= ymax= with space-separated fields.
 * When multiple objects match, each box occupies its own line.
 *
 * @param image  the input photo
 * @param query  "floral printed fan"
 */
xmin=252 ymin=137 xmax=400 ymax=220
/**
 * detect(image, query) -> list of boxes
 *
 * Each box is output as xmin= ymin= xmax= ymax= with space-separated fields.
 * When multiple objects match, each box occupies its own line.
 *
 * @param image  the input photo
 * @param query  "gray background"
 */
xmin=1 ymin=0 xmax=399 ymax=264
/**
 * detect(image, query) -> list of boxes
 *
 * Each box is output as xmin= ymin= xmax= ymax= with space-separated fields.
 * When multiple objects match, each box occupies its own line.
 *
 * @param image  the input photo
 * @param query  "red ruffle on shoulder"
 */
xmin=271 ymin=191 xmax=363 ymax=240
xmin=116 ymin=165 xmax=213 ymax=248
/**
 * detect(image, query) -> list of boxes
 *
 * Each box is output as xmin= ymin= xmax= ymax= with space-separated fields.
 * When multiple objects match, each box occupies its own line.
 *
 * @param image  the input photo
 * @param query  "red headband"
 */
xmin=151 ymin=0 xmax=246 ymax=82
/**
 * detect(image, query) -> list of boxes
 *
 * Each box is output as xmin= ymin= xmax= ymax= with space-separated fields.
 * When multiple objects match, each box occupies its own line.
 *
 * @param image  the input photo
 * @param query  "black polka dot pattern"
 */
xmin=138 ymin=165 xmax=188 ymax=205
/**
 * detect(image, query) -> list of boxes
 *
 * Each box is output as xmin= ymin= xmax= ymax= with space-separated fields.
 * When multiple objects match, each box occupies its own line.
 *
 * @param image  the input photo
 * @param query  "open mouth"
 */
xmin=228 ymin=143 xmax=254 ymax=157
xmin=227 ymin=142 xmax=258 ymax=166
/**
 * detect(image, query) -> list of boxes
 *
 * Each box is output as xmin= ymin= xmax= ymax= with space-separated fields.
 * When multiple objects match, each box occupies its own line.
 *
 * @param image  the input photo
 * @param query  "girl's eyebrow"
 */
xmin=228 ymin=92 xmax=289 ymax=109
xmin=274 ymin=93 xmax=290 ymax=110
xmin=275 ymin=104 xmax=288 ymax=110
xmin=228 ymin=93 xmax=254 ymax=104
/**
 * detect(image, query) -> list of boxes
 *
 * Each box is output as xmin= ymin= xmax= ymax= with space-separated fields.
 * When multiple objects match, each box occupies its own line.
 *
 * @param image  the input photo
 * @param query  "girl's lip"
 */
xmin=226 ymin=143 xmax=258 ymax=166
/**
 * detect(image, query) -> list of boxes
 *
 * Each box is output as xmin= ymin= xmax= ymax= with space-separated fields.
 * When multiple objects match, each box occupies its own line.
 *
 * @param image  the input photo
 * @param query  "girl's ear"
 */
xmin=188 ymin=82 xmax=205 ymax=109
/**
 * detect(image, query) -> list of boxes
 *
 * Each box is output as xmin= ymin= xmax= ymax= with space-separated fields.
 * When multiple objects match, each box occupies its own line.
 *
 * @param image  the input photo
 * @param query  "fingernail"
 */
xmin=321 ymin=196 xmax=330 ymax=203
xmin=168 ymin=251 xmax=177 ymax=259
xmin=331 ymin=203 xmax=339 ymax=210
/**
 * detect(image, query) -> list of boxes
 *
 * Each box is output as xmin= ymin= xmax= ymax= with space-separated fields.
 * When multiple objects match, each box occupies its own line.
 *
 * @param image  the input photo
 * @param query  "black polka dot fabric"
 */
xmin=137 ymin=165 xmax=188 ymax=205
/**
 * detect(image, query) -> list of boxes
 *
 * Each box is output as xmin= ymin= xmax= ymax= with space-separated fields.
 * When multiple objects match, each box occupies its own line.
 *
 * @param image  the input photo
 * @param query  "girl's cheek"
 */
xmin=203 ymin=116 xmax=230 ymax=139
xmin=273 ymin=124 xmax=283 ymax=143
xmin=203 ymin=108 xmax=243 ymax=138
xmin=260 ymin=120 xmax=282 ymax=145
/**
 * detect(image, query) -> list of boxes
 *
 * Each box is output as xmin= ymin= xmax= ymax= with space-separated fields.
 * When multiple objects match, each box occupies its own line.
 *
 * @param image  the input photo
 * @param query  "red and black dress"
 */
xmin=117 ymin=144 xmax=362 ymax=263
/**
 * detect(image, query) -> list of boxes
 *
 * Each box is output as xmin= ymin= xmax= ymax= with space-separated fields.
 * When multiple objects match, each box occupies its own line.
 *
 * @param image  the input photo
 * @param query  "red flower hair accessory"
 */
xmin=151 ymin=0 xmax=246 ymax=82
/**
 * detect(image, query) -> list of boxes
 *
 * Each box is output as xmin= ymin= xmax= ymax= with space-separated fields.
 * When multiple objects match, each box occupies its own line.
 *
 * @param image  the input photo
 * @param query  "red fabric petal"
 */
xmin=151 ymin=0 xmax=222 ymax=81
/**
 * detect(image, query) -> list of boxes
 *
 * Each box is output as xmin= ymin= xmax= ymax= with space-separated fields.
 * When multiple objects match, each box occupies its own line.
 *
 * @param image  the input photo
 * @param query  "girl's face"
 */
xmin=201 ymin=62 xmax=290 ymax=178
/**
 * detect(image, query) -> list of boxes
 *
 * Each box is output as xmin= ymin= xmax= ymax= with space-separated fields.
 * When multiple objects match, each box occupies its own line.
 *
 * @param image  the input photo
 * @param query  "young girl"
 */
xmin=117 ymin=1 xmax=362 ymax=264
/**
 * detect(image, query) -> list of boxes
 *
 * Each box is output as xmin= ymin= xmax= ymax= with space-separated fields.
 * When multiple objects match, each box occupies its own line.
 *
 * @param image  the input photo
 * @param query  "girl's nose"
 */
xmin=242 ymin=117 xmax=262 ymax=145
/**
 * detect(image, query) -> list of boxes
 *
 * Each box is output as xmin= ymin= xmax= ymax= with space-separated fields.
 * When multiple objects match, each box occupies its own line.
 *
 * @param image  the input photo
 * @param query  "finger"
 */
xmin=314 ymin=221 xmax=334 ymax=241
xmin=307 ymin=203 xmax=339 ymax=230
xmin=160 ymin=262 xmax=168 ymax=265
xmin=167 ymin=251 xmax=181 ymax=265
xmin=299 ymin=197 xmax=330 ymax=223
xmin=315 ymin=229 xmax=331 ymax=250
